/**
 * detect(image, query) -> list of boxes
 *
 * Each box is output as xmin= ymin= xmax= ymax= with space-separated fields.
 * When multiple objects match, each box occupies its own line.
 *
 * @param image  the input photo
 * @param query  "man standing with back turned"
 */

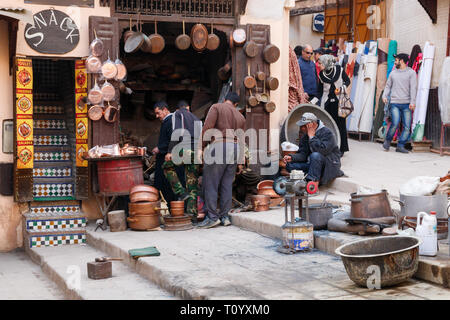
xmin=382 ymin=53 xmax=417 ymax=154
xmin=196 ymin=92 xmax=246 ymax=229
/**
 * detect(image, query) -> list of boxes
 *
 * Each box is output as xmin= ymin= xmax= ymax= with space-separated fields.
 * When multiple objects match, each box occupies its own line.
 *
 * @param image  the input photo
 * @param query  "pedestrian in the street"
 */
xmin=163 ymin=100 xmax=203 ymax=221
xmin=152 ymin=101 xmax=179 ymax=206
xmin=294 ymin=45 xmax=303 ymax=59
xmin=196 ymin=92 xmax=246 ymax=229
xmin=283 ymin=112 xmax=344 ymax=186
xmin=313 ymin=47 xmax=325 ymax=79
xmin=298 ymin=44 xmax=319 ymax=102
xmin=382 ymin=53 xmax=417 ymax=154
xmin=317 ymin=54 xmax=351 ymax=155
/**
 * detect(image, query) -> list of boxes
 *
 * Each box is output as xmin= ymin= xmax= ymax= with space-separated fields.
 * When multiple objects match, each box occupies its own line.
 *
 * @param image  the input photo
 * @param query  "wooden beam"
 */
xmin=290 ymin=5 xmax=325 ymax=16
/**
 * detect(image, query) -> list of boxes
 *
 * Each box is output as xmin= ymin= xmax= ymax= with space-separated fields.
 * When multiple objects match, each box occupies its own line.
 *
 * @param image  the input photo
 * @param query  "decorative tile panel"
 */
xmin=34 ymin=135 xmax=68 ymax=146
xmin=30 ymin=233 xmax=86 ymax=248
xmin=33 ymin=183 xmax=74 ymax=198
xmin=35 ymin=152 xmax=70 ymax=162
xmin=33 ymin=167 xmax=72 ymax=178
xmin=27 ymin=218 xmax=86 ymax=231
xmin=34 ymin=119 xmax=66 ymax=130
xmin=30 ymin=204 xmax=80 ymax=215
xmin=34 ymin=106 xmax=64 ymax=114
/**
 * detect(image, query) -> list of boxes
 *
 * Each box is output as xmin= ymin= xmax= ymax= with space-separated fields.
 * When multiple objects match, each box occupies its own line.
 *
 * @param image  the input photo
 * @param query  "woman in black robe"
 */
xmin=317 ymin=54 xmax=351 ymax=155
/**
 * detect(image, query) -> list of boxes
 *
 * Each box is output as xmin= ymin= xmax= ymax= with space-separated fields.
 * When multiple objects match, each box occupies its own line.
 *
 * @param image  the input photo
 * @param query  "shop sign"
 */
xmin=312 ymin=13 xmax=325 ymax=33
xmin=24 ymin=9 xmax=80 ymax=54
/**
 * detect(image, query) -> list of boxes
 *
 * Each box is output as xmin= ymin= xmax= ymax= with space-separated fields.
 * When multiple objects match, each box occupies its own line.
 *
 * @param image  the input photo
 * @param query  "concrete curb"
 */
xmin=86 ymin=230 xmax=206 ymax=300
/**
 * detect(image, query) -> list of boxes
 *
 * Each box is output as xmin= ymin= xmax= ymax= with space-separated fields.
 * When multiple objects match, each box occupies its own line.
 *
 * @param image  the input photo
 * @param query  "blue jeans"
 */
xmin=286 ymin=152 xmax=325 ymax=182
xmin=386 ymin=103 xmax=412 ymax=148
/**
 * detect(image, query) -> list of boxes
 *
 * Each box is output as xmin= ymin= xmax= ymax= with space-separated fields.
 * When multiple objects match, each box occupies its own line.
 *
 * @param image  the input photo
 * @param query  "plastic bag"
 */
xmin=357 ymin=186 xmax=382 ymax=195
xmin=86 ymin=55 xmax=102 ymax=74
xmin=88 ymin=79 xmax=103 ymax=105
xmin=101 ymin=51 xmax=118 ymax=80
xmin=90 ymin=29 xmax=104 ymax=57
xmin=281 ymin=141 xmax=299 ymax=152
xmin=399 ymin=176 xmax=440 ymax=196
xmin=101 ymin=80 xmax=116 ymax=102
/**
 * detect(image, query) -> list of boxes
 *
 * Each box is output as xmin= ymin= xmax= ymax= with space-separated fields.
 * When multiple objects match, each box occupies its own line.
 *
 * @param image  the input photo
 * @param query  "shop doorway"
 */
xmin=118 ymin=21 xmax=229 ymax=150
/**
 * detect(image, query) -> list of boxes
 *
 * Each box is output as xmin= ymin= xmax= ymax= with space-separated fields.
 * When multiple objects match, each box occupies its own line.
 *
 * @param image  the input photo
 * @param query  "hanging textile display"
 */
xmin=386 ymin=40 xmax=398 ymax=80
xmin=408 ymin=44 xmax=422 ymax=73
xmin=358 ymin=55 xmax=378 ymax=133
xmin=412 ymin=41 xmax=435 ymax=141
xmin=288 ymin=46 xmax=309 ymax=112
xmin=16 ymin=58 xmax=34 ymax=170
xmin=375 ymin=38 xmax=391 ymax=115
xmin=75 ymin=59 xmax=88 ymax=167
xmin=438 ymin=57 xmax=450 ymax=124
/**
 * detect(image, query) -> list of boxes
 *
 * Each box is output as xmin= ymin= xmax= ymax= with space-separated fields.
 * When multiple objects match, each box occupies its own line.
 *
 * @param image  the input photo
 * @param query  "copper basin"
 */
xmin=350 ymin=190 xmax=393 ymax=219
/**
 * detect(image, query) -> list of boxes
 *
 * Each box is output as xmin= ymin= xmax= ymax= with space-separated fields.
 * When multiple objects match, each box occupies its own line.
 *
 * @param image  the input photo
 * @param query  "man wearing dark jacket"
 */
xmin=283 ymin=112 xmax=343 ymax=185
xmin=163 ymin=100 xmax=202 ymax=220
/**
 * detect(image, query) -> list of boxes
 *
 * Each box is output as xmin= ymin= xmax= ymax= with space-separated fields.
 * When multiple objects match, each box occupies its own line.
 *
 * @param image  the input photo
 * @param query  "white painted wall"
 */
xmin=386 ymin=0 xmax=449 ymax=87
xmin=289 ymin=13 xmax=323 ymax=49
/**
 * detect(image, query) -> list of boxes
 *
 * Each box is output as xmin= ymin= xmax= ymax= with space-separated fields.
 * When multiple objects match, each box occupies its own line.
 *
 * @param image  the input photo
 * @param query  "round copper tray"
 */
xmin=163 ymin=215 xmax=193 ymax=231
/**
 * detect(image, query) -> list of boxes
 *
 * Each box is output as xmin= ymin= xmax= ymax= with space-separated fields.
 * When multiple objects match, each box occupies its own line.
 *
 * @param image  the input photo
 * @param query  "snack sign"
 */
xmin=24 ymin=9 xmax=79 ymax=54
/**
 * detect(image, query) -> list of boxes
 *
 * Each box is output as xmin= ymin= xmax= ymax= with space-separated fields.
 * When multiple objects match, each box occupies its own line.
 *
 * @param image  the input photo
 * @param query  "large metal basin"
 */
xmin=335 ymin=236 xmax=421 ymax=288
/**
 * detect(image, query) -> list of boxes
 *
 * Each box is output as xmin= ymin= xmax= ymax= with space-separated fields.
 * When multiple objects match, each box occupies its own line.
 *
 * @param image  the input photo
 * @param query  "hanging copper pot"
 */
xmin=243 ymin=64 xmax=256 ymax=89
xmin=88 ymin=105 xmax=104 ymax=121
xmin=104 ymin=102 xmax=119 ymax=123
xmin=266 ymin=76 xmax=279 ymax=90
xmin=149 ymin=21 xmax=165 ymax=54
xmin=243 ymin=29 xmax=258 ymax=58
xmin=231 ymin=28 xmax=246 ymax=47
xmin=175 ymin=21 xmax=191 ymax=50
xmin=207 ymin=23 xmax=220 ymax=51
xmin=191 ymin=23 xmax=208 ymax=52
xmin=124 ymin=15 xmax=145 ymax=53
xmin=255 ymin=65 xmax=265 ymax=81
xmin=123 ymin=17 xmax=134 ymax=43
xmin=247 ymin=88 xmax=258 ymax=107
xmin=263 ymin=44 xmax=280 ymax=64
xmin=264 ymin=101 xmax=276 ymax=113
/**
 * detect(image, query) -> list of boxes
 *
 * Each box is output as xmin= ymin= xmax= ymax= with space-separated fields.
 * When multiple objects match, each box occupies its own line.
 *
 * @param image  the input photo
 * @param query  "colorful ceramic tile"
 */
xmin=33 ymin=183 xmax=74 ymax=198
xmin=34 ymin=152 xmax=71 ymax=162
xmin=30 ymin=233 xmax=86 ymax=248
xmin=33 ymin=167 xmax=72 ymax=178
xmin=34 ymin=135 xmax=68 ymax=146
xmin=34 ymin=106 xmax=64 ymax=114
xmin=34 ymin=120 xmax=66 ymax=130
xmin=30 ymin=205 xmax=80 ymax=215
xmin=27 ymin=218 xmax=86 ymax=231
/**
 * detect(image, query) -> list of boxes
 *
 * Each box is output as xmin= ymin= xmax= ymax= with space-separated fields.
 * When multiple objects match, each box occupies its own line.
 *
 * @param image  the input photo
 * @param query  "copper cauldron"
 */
xmin=251 ymin=195 xmax=270 ymax=212
xmin=350 ymin=190 xmax=393 ymax=219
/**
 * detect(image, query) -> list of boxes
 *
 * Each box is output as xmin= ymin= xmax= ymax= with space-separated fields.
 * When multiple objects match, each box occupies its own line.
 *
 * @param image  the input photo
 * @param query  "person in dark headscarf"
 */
xmin=317 ymin=54 xmax=351 ymax=155
xmin=294 ymin=45 xmax=304 ymax=59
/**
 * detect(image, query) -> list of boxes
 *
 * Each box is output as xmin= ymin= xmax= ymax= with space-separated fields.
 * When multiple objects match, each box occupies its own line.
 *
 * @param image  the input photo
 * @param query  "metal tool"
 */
xmin=95 ymin=257 xmax=123 ymax=263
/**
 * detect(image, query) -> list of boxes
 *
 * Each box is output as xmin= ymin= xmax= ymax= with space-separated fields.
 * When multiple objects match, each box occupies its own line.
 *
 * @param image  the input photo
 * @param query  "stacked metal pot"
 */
xmin=252 ymin=180 xmax=284 ymax=212
xmin=127 ymin=185 xmax=161 ymax=230
xmin=163 ymin=201 xmax=193 ymax=231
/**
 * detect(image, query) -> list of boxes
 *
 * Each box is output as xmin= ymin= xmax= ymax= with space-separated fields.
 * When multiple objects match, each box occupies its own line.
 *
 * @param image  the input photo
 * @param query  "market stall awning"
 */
xmin=0 ymin=7 xmax=33 ymax=24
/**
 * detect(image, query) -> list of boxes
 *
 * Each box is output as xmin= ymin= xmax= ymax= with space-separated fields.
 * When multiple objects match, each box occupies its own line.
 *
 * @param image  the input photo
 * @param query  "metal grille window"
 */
xmin=114 ymin=0 xmax=235 ymax=18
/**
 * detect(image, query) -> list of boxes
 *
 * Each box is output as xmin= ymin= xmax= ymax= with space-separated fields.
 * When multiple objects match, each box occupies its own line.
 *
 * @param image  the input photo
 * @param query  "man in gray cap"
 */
xmin=283 ymin=112 xmax=343 ymax=185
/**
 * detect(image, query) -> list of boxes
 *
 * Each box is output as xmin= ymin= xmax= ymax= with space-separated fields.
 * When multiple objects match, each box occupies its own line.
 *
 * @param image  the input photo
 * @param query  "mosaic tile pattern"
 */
xmin=34 ymin=119 xmax=66 ymax=130
xmin=33 ymin=167 xmax=72 ymax=178
xmin=34 ymin=135 xmax=68 ymax=146
xmin=30 ymin=205 xmax=80 ymax=216
xmin=34 ymin=152 xmax=71 ymax=162
xmin=30 ymin=233 xmax=86 ymax=248
xmin=27 ymin=218 xmax=86 ymax=231
xmin=34 ymin=106 xmax=64 ymax=114
xmin=33 ymin=183 xmax=74 ymax=198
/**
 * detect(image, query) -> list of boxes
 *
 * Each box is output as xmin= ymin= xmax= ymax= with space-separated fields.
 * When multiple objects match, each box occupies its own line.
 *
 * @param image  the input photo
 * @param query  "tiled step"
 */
xmin=34 ymin=119 xmax=67 ymax=130
xmin=33 ymin=183 xmax=74 ymax=201
xmin=26 ymin=230 xmax=86 ymax=248
xmin=34 ymin=151 xmax=71 ymax=163
xmin=29 ymin=201 xmax=81 ymax=216
xmin=34 ymin=105 xmax=65 ymax=115
xmin=33 ymin=167 xmax=72 ymax=179
xmin=25 ymin=215 xmax=86 ymax=233
xmin=34 ymin=135 xmax=69 ymax=146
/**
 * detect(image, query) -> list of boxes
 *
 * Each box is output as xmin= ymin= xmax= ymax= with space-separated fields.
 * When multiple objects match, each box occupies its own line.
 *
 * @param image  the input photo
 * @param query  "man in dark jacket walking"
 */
xmin=283 ymin=113 xmax=343 ymax=185
xmin=163 ymin=100 xmax=202 ymax=220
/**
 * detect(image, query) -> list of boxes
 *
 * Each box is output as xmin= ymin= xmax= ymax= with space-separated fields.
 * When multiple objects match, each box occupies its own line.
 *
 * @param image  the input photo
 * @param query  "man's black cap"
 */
xmin=225 ymin=92 xmax=240 ymax=104
xmin=394 ymin=53 xmax=410 ymax=63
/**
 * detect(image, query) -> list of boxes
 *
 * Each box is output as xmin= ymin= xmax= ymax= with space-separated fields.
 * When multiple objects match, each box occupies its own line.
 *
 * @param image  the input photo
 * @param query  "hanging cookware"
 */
xmin=114 ymin=49 xmax=127 ymax=81
xmin=140 ymin=22 xmax=152 ymax=53
xmin=86 ymin=55 xmax=102 ymax=73
xmin=247 ymin=88 xmax=258 ymax=107
xmin=243 ymin=30 xmax=258 ymax=58
xmin=263 ymin=44 xmax=280 ymax=64
xmin=255 ymin=78 xmax=269 ymax=103
xmin=231 ymin=28 xmax=246 ymax=47
xmin=123 ymin=17 xmax=134 ymax=43
xmin=207 ymin=23 xmax=220 ymax=51
xmin=149 ymin=21 xmax=165 ymax=54
xmin=88 ymin=79 xmax=103 ymax=105
xmin=264 ymin=101 xmax=276 ymax=113
xmin=101 ymin=51 xmax=118 ymax=80
xmin=266 ymin=76 xmax=279 ymax=91
xmin=256 ymin=65 xmax=265 ymax=81
xmin=88 ymin=105 xmax=104 ymax=121
xmin=101 ymin=80 xmax=116 ymax=102
xmin=124 ymin=15 xmax=145 ymax=53
xmin=104 ymin=102 xmax=119 ymax=123
xmin=90 ymin=29 xmax=104 ymax=57
xmin=175 ymin=20 xmax=191 ymax=50
xmin=191 ymin=23 xmax=208 ymax=52
xmin=243 ymin=64 xmax=256 ymax=89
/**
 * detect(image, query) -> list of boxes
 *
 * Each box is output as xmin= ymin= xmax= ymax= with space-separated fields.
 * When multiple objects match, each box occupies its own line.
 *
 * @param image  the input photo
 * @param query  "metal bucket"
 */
xmin=398 ymin=193 xmax=449 ymax=219
xmin=303 ymin=203 xmax=334 ymax=230
xmin=335 ymin=236 xmax=421 ymax=288
xmin=281 ymin=220 xmax=314 ymax=251
xmin=96 ymin=158 xmax=144 ymax=194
